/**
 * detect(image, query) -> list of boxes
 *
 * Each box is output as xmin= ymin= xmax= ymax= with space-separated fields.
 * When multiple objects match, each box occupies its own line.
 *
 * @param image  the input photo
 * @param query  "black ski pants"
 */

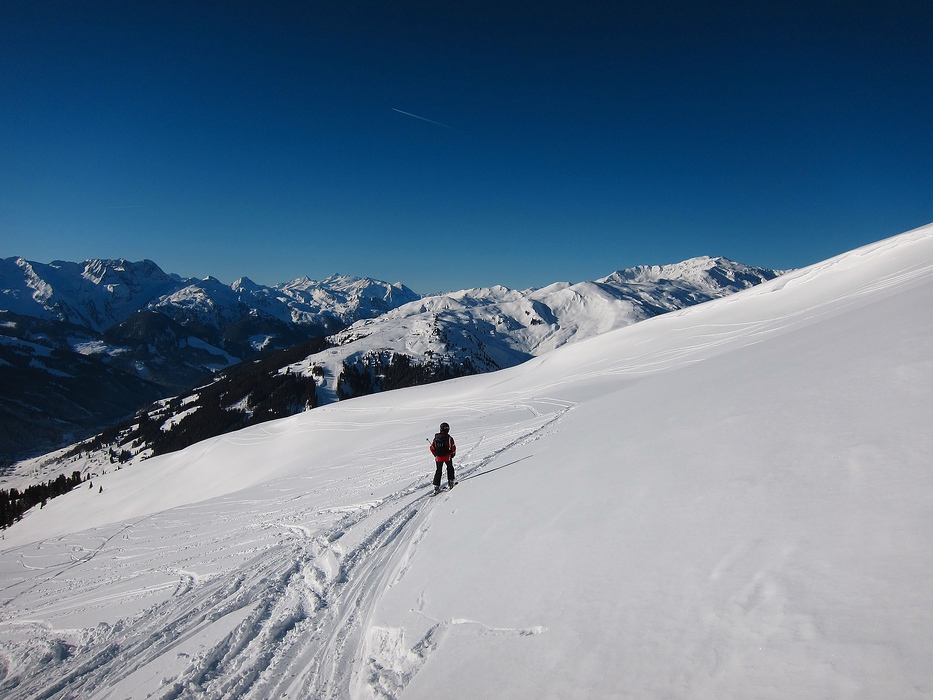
xmin=433 ymin=458 xmax=455 ymax=487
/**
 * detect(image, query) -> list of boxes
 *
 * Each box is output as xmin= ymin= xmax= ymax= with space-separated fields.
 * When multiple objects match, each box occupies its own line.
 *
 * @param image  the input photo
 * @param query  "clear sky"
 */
xmin=1 ymin=1 xmax=931 ymax=294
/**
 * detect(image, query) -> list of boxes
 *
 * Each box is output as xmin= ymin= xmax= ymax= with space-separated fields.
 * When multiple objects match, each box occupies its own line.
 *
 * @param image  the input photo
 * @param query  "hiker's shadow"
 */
xmin=464 ymin=455 xmax=532 ymax=482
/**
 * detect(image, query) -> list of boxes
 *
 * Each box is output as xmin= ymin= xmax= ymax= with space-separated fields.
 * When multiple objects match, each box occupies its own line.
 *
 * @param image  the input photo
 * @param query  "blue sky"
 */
xmin=1 ymin=1 xmax=931 ymax=294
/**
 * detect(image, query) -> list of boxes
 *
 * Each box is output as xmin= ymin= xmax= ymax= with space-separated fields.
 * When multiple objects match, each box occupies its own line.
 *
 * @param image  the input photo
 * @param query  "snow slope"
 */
xmin=1 ymin=224 xmax=932 ymax=698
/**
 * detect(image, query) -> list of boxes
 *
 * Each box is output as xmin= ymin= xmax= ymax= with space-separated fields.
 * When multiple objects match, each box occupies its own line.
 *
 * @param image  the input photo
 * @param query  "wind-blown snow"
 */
xmin=1 ymin=225 xmax=932 ymax=698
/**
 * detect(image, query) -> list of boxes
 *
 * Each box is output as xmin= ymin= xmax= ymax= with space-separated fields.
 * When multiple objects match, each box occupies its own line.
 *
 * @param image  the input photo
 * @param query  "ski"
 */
xmin=430 ymin=482 xmax=457 ymax=496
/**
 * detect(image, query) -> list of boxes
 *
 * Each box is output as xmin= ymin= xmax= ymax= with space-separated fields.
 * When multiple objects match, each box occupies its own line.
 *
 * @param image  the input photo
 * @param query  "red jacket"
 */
xmin=430 ymin=434 xmax=456 ymax=462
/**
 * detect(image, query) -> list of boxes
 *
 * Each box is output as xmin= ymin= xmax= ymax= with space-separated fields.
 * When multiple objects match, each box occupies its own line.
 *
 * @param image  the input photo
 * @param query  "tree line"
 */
xmin=66 ymin=337 xmax=327 ymax=462
xmin=1 ymin=471 xmax=85 ymax=529
xmin=336 ymin=350 xmax=485 ymax=400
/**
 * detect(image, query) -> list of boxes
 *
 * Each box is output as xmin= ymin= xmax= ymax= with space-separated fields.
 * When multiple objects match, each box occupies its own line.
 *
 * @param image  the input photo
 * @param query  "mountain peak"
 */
xmin=232 ymin=276 xmax=261 ymax=292
xmin=599 ymin=256 xmax=780 ymax=291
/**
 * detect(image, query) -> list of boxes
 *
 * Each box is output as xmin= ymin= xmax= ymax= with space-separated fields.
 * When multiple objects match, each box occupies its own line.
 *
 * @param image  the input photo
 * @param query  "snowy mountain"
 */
xmin=293 ymin=256 xmax=780 ymax=402
xmin=5 ymin=256 xmax=780 ymax=473
xmin=150 ymin=273 xmax=421 ymax=341
xmin=0 ymin=258 xmax=420 ymax=336
xmin=0 ymin=257 xmax=184 ymax=332
xmin=1 ymin=223 xmax=930 ymax=698
xmin=0 ymin=257 xmax=419 ymax=463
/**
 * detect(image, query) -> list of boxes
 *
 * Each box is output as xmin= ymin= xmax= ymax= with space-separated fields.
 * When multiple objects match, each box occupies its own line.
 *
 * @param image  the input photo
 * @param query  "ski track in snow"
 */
xmin=0 ymin=398 xmax=573 ymax=699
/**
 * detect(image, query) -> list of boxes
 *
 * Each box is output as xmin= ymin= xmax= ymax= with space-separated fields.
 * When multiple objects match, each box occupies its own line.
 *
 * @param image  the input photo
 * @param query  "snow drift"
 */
xmin=1 ymin=224 xmax=932 ymax=699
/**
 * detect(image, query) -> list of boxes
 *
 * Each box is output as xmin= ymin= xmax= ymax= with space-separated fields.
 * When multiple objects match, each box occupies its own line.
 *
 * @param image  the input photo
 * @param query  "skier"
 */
xmin=430 ymin=422 xmax=457 ymax=494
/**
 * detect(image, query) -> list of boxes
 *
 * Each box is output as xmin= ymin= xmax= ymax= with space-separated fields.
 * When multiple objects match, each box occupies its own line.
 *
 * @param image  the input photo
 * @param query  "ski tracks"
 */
xmin=178 ymin=398 xmax=571 ymax=700
xmin=0 ymin=397 xmax=573 ymax=700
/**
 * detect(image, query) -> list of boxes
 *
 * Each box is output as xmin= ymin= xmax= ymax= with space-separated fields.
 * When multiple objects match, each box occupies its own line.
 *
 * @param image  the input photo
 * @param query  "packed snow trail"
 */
xmin=0 ymin=399 xmax=571 ymax=699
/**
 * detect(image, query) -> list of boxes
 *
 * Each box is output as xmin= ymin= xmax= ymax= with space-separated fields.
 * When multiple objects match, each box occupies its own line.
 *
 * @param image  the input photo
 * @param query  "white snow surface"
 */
xmin=2 ymin=225 xmax=933 ymax=698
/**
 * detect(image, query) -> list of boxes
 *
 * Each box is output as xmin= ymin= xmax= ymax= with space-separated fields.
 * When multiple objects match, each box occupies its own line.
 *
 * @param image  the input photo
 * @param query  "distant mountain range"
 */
xmin=1 ymin=255 xmax=782 ymax=468
xmin=1 ymin=257 xmax=418 ymax=337
xmin=0 ymin=257 xmax=419 ymax=464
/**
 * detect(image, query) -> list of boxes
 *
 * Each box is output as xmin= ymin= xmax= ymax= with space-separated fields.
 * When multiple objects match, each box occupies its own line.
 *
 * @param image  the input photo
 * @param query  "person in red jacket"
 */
xmin=430 ymin=422 xmax=457 ymax=493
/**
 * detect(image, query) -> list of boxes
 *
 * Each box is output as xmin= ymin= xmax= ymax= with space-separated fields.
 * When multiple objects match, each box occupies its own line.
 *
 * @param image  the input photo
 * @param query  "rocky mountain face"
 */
xmin=0 ymin=257 xmax=419 ymax=464
xmin=0 ymin=311 xmax=167 ymax=467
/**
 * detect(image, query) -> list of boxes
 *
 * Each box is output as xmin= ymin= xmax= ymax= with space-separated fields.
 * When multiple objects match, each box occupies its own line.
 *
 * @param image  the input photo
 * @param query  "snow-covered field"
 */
xmin=2 ymin=224 xmax=932 ymax=698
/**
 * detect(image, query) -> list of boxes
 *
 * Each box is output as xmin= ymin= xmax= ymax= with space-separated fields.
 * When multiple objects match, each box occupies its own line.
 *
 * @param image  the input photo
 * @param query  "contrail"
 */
xmin=391 ymin=108 xmax=456 ymax=130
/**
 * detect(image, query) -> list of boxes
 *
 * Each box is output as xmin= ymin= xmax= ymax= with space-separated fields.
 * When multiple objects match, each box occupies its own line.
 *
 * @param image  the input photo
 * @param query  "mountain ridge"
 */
xmin=2 ymin=254 xmax=781 ymax=477
xmin=307 ymin=256 xmax=781 ymax=402
xmin=0 ymin=257 xmax=420 ymax=463
xmin=0 ymin=256 xmax=420 ymax=334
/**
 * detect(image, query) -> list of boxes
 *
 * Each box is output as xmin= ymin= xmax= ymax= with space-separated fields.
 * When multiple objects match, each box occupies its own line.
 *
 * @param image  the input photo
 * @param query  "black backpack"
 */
xmin=432 ymin=432 xmax=451 ymax=457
